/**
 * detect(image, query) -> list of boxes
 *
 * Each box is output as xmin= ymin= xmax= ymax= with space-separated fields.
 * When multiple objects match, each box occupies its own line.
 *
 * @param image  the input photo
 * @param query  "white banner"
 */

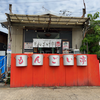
xmin=33 ymin=39 xmax=38 ymax=47
xmin=55 ymin=39 xmax=61 ymax=47
xmin=33 ymin=39 xmax=61 ymax=48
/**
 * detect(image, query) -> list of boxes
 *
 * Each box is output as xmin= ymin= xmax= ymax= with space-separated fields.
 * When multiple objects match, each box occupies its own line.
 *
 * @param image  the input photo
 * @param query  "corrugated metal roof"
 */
xmin=5 ymin=13 xmax=90 ymax=28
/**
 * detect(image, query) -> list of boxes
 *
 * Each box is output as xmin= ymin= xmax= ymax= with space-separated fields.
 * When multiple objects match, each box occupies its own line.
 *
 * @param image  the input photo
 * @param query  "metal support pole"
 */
xmin=87 ymin=42 xmax=88 ymax=54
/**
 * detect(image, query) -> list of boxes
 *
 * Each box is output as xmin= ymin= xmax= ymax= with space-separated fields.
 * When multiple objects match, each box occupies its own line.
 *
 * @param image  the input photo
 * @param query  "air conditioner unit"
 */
xmin=73 ymin=49 xmax=80 ymax=54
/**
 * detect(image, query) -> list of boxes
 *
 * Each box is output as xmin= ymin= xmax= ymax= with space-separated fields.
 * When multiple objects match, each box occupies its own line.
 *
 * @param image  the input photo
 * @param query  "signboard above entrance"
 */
xmin=33 ymin=39 xmax=61 ymax=48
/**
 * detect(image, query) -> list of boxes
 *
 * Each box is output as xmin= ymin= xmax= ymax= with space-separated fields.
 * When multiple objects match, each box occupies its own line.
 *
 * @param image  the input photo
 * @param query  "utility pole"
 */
xmin=9 ymin=4 xmax=12 ymax=14
xmin=59 ymin=10 xmax=72 ymax=16
xmin=6 ymin=4 xmax=13 ymax=79
xmin=82 ymin=0 xmax=86 ymax=17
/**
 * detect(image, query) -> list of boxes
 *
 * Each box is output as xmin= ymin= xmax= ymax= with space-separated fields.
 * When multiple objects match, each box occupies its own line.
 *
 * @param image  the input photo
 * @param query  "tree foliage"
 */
xmin=80 ymin=12 xmax=100 ymax=56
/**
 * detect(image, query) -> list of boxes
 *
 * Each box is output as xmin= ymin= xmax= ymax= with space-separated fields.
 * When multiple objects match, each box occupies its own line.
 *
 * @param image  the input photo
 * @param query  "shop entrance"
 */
xmin=42 ymin=48 xmax=52 ymax=53
xmin=40 ymin=48 xmax=52 ymax=53
xmin=24 ymin=30 xmax=61 ymax=54
xmin=37 ymin=32 xmax=60 ymax=54
xmin=38 ymin=48 xmax=58 ymax=54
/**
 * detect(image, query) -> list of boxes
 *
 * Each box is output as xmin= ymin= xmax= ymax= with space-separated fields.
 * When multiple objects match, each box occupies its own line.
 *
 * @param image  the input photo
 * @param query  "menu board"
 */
xmin=62 ymin=41 xmax=69 ymax=54
xmin=24 ymin=42 xmax=33 ymax=49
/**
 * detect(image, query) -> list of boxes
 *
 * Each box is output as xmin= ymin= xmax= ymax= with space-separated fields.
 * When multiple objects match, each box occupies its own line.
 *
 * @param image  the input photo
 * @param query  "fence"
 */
xmin=10 ymin=54 xmax=100 ymax=87
xmin=0 ymin=55 xmax=7 ymax=78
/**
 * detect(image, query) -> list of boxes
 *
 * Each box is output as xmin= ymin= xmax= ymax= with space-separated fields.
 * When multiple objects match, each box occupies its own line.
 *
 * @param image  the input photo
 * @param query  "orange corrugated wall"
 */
xmin=10 ymin=54 xmax=100 ymax=87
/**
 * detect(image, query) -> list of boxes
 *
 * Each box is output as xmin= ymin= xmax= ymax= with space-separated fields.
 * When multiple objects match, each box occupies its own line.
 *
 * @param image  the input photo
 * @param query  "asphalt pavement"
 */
xmin=0 ymin=83 xmax=100 ymax=100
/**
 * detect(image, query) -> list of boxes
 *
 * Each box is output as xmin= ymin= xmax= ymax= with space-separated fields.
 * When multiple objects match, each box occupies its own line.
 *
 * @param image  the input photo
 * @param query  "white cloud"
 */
xmin=0 ymin=0 xmax=100 ymax=32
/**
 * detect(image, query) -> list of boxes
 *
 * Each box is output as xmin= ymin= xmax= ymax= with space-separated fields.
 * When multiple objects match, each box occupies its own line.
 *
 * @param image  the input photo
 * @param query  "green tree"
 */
xmin=80 ymin=12 xmax=100 ymax=56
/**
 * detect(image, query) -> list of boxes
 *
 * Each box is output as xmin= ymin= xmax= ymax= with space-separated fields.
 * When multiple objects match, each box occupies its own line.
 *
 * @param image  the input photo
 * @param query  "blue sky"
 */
xmin=0 ymin=0 xmax=100 ymax=33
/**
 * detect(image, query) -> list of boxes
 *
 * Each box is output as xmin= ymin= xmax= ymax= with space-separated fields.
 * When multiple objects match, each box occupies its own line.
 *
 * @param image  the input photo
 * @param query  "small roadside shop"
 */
xmin=6 ymin=12 xmax=89 ymax=54
xmin=5 ymin=12 xmax=100 ymax=87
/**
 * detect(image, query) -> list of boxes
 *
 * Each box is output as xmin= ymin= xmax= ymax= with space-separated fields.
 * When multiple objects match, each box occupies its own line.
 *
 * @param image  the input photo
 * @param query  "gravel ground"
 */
xmin=0 ymin=83 xmax=100 ymax=100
